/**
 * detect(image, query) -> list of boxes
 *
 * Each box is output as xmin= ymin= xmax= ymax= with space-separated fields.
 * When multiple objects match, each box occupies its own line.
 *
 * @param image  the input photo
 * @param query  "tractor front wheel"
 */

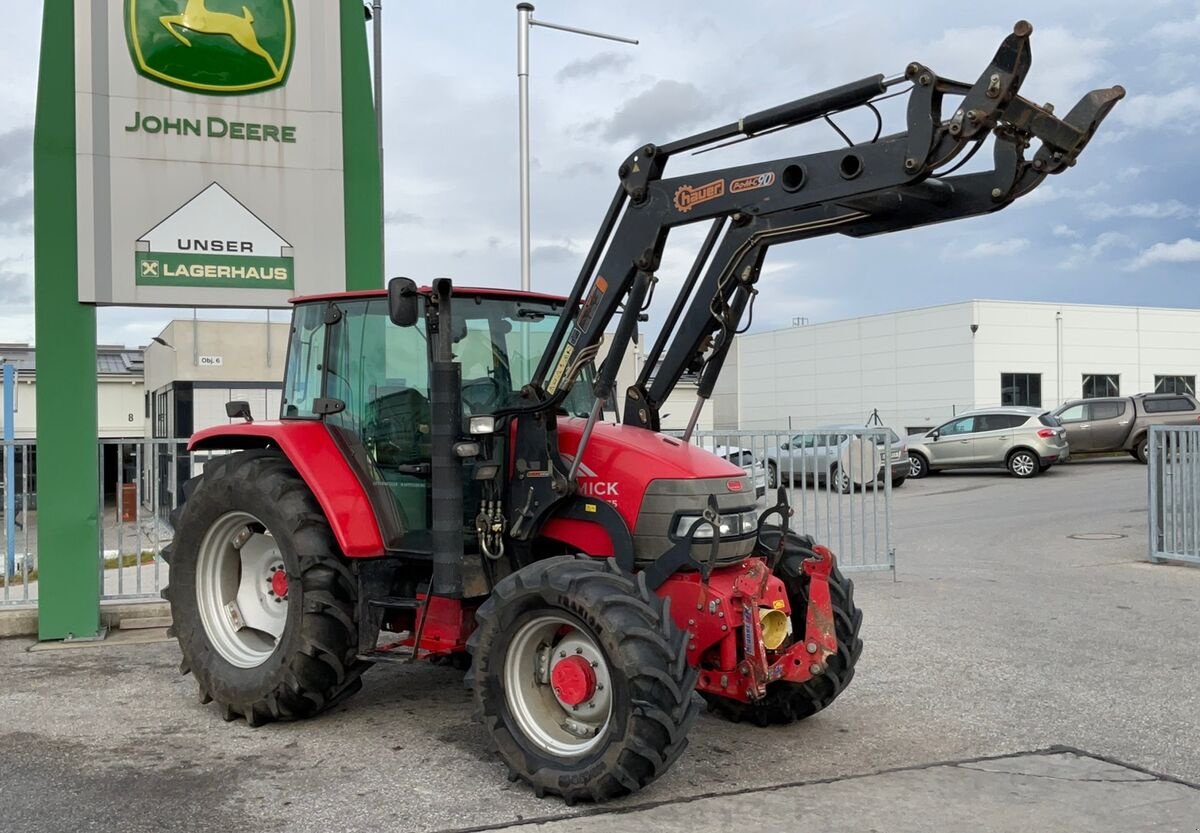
xmin=470 ymin=556 xmax=700 ymax=803
xmin=705 ymin=533 xmax=863 ymax=726
xmin=162 ymin=450 xmax=368 ymax=726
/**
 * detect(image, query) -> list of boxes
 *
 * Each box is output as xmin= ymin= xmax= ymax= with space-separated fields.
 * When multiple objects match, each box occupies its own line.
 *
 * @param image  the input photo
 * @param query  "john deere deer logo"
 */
xmin=126 ymin=0 xmax=294 ymax=95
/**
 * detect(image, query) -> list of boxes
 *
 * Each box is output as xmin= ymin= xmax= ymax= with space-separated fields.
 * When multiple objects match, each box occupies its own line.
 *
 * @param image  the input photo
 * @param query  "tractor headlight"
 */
xmin=673 ymin=508 xmax=759 ymax=540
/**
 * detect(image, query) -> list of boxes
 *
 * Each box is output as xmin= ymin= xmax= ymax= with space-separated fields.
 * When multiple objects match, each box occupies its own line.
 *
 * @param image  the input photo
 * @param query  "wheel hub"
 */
xmin=269 ymin=568 xmax=289 ymax=600
xmin=503 ymin=616 xmax=614 ymax=756
xmin=550 ymin=655 xmax=596 ymax=706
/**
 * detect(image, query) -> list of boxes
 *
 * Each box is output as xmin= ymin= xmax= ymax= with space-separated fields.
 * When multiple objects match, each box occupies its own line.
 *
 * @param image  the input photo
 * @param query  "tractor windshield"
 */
xmin=282 ymin=296 xmax=595 ymax=424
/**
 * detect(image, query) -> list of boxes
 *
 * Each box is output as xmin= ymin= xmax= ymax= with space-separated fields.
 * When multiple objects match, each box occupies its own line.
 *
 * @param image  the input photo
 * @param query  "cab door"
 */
xmin=1085 ymin=400 xmax=1129 ymax=450
xmin=1056 ymin=403 xmax=1091 ymax=450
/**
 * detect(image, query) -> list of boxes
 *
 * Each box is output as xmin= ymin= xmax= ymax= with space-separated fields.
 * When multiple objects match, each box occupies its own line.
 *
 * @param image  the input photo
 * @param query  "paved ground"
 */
xmin=2 ymin=457 xmax=1198 ymax=832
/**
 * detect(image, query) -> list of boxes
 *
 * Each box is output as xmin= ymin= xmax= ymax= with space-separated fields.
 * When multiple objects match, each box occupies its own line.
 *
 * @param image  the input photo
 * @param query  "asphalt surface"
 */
xmin=2 ymin=457 xmax=1198 ymax=832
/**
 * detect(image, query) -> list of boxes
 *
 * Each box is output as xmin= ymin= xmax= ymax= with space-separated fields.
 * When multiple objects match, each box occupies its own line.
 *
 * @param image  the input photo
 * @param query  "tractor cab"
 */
xmin=280 ymin=286 xmax=595 ymax=553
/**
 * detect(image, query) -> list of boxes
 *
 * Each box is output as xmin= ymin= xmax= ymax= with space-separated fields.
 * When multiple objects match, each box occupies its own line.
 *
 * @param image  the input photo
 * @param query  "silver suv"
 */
xmin=906 ymin=407 xmax=1069 ymax=479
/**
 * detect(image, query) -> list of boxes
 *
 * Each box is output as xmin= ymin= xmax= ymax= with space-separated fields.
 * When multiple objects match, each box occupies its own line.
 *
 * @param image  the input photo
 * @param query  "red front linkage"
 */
xmin=656 ymin=546 xmax=839 ymax=702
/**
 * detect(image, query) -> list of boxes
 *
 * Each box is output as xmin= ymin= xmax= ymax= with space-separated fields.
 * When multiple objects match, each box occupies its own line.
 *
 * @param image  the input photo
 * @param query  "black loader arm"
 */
xmin=500 ymin=21 xmax=1122 ymax=539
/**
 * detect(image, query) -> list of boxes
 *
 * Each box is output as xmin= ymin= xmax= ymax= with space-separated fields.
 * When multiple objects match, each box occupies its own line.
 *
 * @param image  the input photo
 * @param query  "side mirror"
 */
xmin=226 ymin=400 xmax=253 ymax=423
xmin=931 ymin=429 xmax=940 ymax=441
xmin=388 ymin=276 xmax=420 ymax=327
xmin=779 ymin=441 xmax=790 ymax=450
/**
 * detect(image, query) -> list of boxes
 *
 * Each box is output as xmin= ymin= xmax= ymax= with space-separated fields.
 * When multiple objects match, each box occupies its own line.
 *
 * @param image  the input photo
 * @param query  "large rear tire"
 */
xmin=705 ymin=533 xmax=863 ymax=726
xmin=163 ymin=450 xmax=368 ymax=726
xmin=470 ymin=556 xmax=700 ymax=803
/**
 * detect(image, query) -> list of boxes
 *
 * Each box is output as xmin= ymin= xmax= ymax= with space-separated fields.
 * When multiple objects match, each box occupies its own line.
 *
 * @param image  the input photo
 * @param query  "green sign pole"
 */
xmin=34 ymin=3 xmax=102 ymax=640
xmin=340 ymin=0 xmax=383 ymax=291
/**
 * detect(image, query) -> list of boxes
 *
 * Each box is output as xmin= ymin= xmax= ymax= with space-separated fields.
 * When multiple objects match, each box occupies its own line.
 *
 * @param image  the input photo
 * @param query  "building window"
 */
xmin=1155 ymin=375 xmax=1196 ymax=396
xmin=1082 ymin=374 xmax=1120 ymax=399
xmin=1001 ymin=373 xmax=1041 ymax=407
xmin=154 ymin=391 xmax=169 ymax=439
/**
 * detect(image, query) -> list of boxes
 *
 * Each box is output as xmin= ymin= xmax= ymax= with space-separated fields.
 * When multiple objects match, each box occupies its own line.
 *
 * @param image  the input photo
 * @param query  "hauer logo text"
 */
xmin=126 ymin=0 xmax=295 ymax=95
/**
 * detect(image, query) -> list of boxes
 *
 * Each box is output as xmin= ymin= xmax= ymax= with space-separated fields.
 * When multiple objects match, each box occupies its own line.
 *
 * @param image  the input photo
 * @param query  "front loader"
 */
xmin=162 ymin=22 xmax=1122 ymax=802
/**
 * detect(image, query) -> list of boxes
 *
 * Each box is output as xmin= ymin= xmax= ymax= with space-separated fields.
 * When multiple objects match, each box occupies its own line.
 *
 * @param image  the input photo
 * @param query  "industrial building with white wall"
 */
xmin=712 ymin=300 xmax=1200 ymax=435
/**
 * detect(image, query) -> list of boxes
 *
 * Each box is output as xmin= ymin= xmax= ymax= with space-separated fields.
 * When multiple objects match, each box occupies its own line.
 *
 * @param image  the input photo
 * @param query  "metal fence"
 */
xmin=685 ymin=428 xmax=897 ymax=573
xmin=1148 ymin=425 xmax=1200 ymax=566
xmin=0 ymin=438 xmax=235 ymax=608
xmin=3 ymin=428 xmax=898 ymax=609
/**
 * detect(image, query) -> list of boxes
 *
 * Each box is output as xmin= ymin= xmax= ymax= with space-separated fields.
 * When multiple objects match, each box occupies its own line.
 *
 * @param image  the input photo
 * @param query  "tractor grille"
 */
xmin=633 ymin=476 xmax=758 ymax=567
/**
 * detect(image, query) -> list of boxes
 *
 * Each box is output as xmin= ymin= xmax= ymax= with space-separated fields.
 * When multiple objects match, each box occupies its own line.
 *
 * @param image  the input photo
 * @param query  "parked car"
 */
xmin=704 ymin=441 xmax=768 ymax=496
xmin=906 ymin=407 xmax=1068 ymax=479
xmin=765 ymin=426 xmax=908 ymax=493
xmin=1052 ymin=393 xmax=1200 ymax=463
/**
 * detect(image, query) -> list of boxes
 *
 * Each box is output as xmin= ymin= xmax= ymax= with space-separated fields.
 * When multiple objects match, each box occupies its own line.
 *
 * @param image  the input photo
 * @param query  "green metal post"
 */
xmin=34 ymin=2 xmax=101 ymax=639
xmin=341 ymin=0 xmax=384 ymax=290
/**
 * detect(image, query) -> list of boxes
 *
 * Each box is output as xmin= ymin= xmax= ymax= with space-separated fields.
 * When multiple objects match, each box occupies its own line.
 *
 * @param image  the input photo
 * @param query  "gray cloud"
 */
xmin=600 ymin=80 xmax=720 ymax=143
xmin=0 ymin=189 xmax=32 ymax=231
xmin=555 ymin=51 xmax=633 ymax=83
xmin=0 ymin=268 xmax=31 ymax=304
xmin=385 ymin=208 xmax=422 ymax=225
xmin=0 ymin=126 xmax=32 ymax=177
xmin=532 ymin=242 xmax=578 ymax=264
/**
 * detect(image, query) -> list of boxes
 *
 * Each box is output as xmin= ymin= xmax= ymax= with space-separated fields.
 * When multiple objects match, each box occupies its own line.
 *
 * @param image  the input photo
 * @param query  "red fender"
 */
xmin=190 ymin=422 xmax=386 ymax=557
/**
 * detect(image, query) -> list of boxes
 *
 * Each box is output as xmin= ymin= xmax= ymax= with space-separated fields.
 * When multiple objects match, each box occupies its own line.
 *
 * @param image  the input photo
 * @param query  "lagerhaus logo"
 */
xmin=126 ymin=0 xmax=295 ymax=95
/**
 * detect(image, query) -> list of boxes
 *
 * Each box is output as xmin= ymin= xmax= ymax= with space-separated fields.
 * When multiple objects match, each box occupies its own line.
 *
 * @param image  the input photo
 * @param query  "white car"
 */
xmin=702 ymin=441 xmax=768 ymax=497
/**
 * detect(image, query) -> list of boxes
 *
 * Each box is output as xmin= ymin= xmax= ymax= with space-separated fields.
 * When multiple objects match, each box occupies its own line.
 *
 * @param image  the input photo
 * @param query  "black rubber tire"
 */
xmin=162 ymin=450 xmax=368 ymax=726
xmin=908 ymin=452 xmax=929 ymax=479
xmin=766 ymin=461 xmax=780 ymax=489
xmin=470 ymin=556 xmax=700 ymax=803
xmin=1007 ymin=448 xmax=1041 ymax=478
xmin=704 ymin=534 xmax=863 ymax=726
xmin=831 ymin=465 xmax=853 ymax=494
xmin=1135 ymin=436 xmax=1149 ymax=464
xmin=892 ymin=476 xmax=907 ymax=487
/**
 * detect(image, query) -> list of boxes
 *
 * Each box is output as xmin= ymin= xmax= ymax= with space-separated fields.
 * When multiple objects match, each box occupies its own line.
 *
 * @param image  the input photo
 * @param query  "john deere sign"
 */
xmin=52 ymin=0 xmax=380 ymax=306
xmin=126 ymin=0 xmax=295 ymax=95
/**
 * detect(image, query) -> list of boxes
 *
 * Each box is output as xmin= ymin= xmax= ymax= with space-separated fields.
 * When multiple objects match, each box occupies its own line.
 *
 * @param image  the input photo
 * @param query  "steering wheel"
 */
xmin=461 ymin=377 xmax=505 ymax=414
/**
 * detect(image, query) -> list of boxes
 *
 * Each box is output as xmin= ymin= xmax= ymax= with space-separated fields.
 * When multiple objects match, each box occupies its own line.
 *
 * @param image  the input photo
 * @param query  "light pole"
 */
xmin=516 ymin=3 xmax=637 ymax=291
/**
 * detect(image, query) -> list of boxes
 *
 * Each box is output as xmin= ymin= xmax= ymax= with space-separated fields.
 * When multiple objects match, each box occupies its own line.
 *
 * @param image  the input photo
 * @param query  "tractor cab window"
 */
xmin=453 ymin=299 xmax=595 ymax=419
xmin=281 ymin=303 xmax=328 ymax=418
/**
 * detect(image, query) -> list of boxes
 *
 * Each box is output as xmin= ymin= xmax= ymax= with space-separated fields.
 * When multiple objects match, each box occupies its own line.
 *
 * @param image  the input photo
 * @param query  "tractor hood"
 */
xmin=556 ymin=418 xmax=743 ymax=482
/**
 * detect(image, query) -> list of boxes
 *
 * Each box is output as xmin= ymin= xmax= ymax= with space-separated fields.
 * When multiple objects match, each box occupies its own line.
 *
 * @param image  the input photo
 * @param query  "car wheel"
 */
xmin=831 ymin=466 xmax=853 ymax=494
xmin=907 ymin=453 xmax=929 ymax=479
xmin=892 ymin=476 xmax=906 ymax=487
xmin=1007 ymin=449 xmax=1040 ymax=479
xmin=766 ymin=462 xmax=779 ymax=489
xmin=1135 ymin=437 xmax=1149 ymax=464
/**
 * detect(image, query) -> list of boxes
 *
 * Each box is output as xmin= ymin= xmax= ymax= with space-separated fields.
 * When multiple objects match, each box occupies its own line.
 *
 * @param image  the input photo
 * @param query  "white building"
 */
xmin=713 ymin=300 xmax=1200 ymax=435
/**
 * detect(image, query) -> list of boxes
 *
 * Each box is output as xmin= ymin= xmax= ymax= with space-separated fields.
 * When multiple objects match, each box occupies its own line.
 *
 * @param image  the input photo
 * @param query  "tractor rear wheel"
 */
xmin=162 ymin=450 xmax=368 ymax=726
xmin=470 ymin=556 xmax=700 ymax=803
xmin=705 ymin=533 xmax=863 ymax=726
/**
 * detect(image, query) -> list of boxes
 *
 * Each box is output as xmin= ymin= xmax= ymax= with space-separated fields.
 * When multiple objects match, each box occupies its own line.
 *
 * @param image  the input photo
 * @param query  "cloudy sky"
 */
xmin=1 ymin=1 xmax=1198 ymax=348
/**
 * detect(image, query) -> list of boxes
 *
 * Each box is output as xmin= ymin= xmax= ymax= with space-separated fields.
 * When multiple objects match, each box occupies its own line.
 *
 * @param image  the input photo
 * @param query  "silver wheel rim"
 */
xmin=195 ymin=511 xmax=288 ymax=669
xmin=909 ymin=456 xmax=922 ymax=477
xmin=503 ymin=614 xmax=614 ymax=758
xmin=768 ymin=465 xmax=777 ymax=488
xmin=1012 ymin=454 xmax=1035 ymax=477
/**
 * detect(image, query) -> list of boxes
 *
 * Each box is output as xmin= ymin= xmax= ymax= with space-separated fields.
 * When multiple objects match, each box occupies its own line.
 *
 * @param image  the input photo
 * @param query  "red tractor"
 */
xmin=163 ymin=23 xmax=1121 ymax=802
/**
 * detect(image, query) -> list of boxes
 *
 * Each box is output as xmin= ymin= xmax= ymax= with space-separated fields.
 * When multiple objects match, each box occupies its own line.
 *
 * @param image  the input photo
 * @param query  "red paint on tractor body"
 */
xmin=655 ymin=550 xmax=839 ymax=703
xmin=556 ymin=418 xmax=744 ymax=529
xmin=189 ymin=421 xmax=387 ymax=557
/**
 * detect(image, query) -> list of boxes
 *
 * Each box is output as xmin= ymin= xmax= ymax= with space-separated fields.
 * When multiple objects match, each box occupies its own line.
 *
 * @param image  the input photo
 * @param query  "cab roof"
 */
xmin=290 ymin=285 xmax=569 ymax=306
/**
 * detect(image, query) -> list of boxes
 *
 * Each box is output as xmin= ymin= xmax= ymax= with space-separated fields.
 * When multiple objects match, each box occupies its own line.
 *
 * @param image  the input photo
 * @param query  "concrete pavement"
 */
xmin=1 ymin=457 xmax=1198 ymax=832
